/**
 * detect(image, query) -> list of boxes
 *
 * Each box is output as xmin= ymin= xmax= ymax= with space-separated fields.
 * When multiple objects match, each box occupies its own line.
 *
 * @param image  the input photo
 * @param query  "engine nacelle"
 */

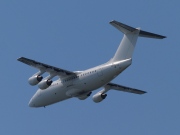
xmin=38 ymin=79 xmax=53 ymax=90
xmin=28 ymin=75 xmax=43 ymax=86
xmin=92 ymin=93 xmax=107 ymax=103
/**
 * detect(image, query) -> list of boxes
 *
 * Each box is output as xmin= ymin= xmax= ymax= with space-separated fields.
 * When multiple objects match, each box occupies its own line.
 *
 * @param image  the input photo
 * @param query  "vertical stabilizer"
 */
xmin=109 ymin=20 xmax=166 ymax=62
xmin=111 ymin=28 xmax=140 ymax=62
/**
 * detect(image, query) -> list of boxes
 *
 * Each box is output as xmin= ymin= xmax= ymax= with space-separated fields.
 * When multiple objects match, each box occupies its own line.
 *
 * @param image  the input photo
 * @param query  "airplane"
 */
xmin=17 ymin=20 xmax=166 ymax=108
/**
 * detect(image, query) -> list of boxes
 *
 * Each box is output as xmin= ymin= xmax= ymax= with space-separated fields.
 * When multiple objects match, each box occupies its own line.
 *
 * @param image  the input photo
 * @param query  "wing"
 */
xmin=106 ymin=83 xmax=146 ymax=94
xmin=17 ymin=57 xmax=76 ymax=77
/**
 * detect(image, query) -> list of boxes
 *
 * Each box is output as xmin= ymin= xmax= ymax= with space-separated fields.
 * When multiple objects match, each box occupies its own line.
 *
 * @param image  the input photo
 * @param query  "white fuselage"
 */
xmin=29 ymin=59 xmax=132 ymax=107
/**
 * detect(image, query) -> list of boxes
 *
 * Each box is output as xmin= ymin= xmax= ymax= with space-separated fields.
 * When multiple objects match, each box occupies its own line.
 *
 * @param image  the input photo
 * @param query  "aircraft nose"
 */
xmin=28 ymin=99 xmax=36 ymax=107
xmin=28 ymin=89 xmax=42 ymax=107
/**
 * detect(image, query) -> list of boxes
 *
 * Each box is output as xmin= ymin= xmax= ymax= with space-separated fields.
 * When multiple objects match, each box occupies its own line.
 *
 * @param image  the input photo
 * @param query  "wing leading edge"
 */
xmin=106 ymin=83 xmax=146 ymax=94
xmin=17 ymin=57 xmax=75 ymax=77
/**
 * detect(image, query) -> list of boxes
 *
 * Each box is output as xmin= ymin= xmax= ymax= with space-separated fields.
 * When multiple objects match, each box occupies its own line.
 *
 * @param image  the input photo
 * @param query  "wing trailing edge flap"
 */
xmin=104 ymin=83 xmax=147 ymax=94
xmin=17 ymin=57 xmax=76 ymax=77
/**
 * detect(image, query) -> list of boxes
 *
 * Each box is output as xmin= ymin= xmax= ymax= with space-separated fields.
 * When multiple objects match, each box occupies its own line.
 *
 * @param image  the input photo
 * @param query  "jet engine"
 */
xmin=28 ymin=75 xmax=43 ymax=86
xmin=92 ymin=92 xmax=107 ymax=103
xmin=38 ymin=79 xmax=53 ymax=89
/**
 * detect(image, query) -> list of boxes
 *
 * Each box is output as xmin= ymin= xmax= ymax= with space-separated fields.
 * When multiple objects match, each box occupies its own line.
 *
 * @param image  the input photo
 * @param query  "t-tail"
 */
xmin=109 ymin=20 xmax=166 ymax=62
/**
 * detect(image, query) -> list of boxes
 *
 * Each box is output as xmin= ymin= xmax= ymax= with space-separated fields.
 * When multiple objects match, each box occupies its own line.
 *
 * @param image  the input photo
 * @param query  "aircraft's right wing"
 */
xmin=106 ymin=83 xmax=146 ymax=94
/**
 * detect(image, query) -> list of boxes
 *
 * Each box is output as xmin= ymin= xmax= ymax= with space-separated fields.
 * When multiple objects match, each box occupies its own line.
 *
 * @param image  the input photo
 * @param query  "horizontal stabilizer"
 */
xmin=110 ymin=20 xmax=166 ymax=39
xmin=139 ymin=30 xmax=166 ymax=39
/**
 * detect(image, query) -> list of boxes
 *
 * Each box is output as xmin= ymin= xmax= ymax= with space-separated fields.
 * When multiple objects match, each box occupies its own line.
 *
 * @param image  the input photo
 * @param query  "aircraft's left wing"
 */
xmin=17 ymin=57 xmax=75 ymax=77
xmin=106 ymin=83 xmax=146 ymax=94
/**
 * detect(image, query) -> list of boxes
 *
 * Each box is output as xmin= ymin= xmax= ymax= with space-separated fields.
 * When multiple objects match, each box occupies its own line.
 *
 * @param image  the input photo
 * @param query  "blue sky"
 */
xmin=0 ymin=0 xmax=179 ymax=135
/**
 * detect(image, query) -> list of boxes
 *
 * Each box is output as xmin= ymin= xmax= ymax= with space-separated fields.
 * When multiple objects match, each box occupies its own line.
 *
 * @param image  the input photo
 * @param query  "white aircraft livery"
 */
xmin=18 ymin=20 xmax=166 ymax=107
